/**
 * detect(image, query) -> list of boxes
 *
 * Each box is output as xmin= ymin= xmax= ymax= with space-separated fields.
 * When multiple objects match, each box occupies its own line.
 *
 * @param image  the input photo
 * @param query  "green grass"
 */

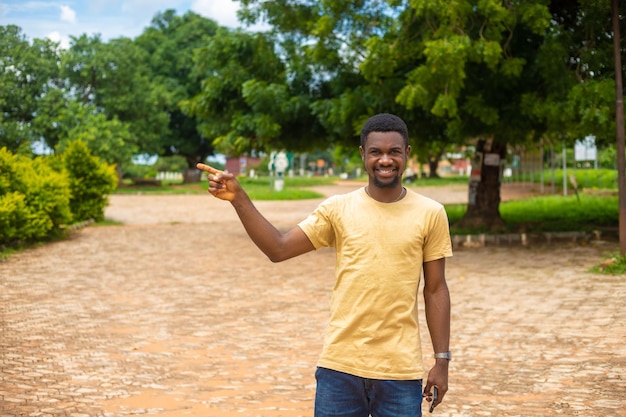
xmin=589 ymin=251 xmax=626 ymax=275
xmin=520 ymin=168 xmax=618 ymax=191
xmin=406 ymin=176 xmax=469 ymax=187
xmin=115 ymin=175 xmax=337 ymax=200
xmin=238 ymin=176 xmax=334 ymax=200
xmin=0 ymin=246 xmax=20 ymax=261
xmin=115 ymin=182 xmax=208 ymax=195
xmin=446 ymin=193 xmax=618 ymax=234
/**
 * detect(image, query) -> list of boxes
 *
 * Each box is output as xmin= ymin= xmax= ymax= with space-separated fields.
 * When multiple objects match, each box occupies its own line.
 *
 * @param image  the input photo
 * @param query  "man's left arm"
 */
xmin=423 ymin=257 xmax=451 ymax=408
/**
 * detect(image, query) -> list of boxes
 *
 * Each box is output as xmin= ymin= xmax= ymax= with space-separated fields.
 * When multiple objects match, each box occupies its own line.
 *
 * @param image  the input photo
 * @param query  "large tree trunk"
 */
xmin=455 ymin=139 xmax=507 ymax=232
xmin=428 ymin=154 xmax=442 ymax=178
xmin=183 ymin=166 xmax=202 ymax=183
xmin=183 ymin=155 xmax=204 ymax=183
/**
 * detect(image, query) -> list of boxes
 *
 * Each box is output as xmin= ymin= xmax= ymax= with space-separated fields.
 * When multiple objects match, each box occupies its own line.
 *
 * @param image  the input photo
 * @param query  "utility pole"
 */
xmin=613 ymin=0 xmax=626 ymax=255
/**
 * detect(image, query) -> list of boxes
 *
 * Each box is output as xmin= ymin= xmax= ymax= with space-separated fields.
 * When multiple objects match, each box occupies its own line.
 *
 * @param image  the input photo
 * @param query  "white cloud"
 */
xmin=3 ymin=0 xmax=268 ymax=49
xmin=46 ymin=30 xmax=70 ymax=48
xmin=60 ymin=5 xmax=76 ymax=23
xmin=191 ymin=0 xmax=240 ymax=28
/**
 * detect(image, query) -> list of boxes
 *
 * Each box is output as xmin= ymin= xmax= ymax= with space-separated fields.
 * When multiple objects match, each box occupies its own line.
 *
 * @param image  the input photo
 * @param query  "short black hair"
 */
xmin=360 ymin=113 xmax=409 ymax=148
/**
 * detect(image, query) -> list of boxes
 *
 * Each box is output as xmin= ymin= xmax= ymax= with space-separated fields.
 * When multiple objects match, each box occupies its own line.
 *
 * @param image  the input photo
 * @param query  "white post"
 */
xmin=274 ymin=151 xmax=289 ymax=191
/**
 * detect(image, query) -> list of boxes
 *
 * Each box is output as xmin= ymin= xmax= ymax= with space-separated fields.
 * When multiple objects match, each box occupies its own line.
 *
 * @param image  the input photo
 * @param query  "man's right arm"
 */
xmin=230 ymin=190 xmax=315 ymax=262
xmin=197 ymin=163 xmax=315 ymax=262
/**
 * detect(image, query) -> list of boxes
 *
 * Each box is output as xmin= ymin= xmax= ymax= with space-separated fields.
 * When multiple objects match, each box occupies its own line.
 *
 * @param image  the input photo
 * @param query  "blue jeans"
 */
xmin=314 ymin=367 xmax=423 ymax=417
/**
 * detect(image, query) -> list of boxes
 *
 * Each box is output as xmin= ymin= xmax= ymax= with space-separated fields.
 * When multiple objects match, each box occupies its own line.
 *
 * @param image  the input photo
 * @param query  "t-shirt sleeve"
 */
xmin=423 ymin=206 xmax=453 ymax=262
xmin=297 ymin=198 xmax=337 ymax=249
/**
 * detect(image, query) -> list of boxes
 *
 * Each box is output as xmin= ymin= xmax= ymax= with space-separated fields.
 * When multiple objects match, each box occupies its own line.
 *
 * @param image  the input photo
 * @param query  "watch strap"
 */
xmin=434 ymin=351 xmax=452 ymax=360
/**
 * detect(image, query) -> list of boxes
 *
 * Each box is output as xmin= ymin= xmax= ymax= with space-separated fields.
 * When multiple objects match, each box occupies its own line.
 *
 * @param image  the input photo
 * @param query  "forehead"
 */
xmin=363 ymin=131 xmax=406 ymax=149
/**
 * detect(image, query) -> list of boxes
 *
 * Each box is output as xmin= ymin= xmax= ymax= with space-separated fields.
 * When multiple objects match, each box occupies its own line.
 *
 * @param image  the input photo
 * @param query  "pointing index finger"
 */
xmin=196 ymin=163 xmax=221 ymax=175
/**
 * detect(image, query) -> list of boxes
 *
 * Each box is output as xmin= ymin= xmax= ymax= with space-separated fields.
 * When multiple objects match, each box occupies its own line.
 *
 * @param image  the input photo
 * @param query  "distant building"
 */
xmin=225 ymin=156 xmax=262 ymax=176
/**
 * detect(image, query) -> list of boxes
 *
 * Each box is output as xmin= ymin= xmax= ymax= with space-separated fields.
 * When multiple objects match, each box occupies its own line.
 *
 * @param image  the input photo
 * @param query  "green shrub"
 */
xmin=24 ymin=157 xmax=73 ymax=234
xmin=0 ymin=148 xmax=72 ymax=245
xmin=0 ymin=142 xmax=116 ymax=248
xmin=0 ymin=192 xmax=31 ymax=242
xmin=0 ymin=147 xmax=27 ymax=195
xmin=61 ymin=140 xmax=117 ymax=222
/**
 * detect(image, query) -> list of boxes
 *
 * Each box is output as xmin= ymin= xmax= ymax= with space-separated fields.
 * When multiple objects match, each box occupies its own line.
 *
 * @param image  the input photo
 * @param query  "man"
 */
xmin=197 ymin=113 xmax=452 ymax=416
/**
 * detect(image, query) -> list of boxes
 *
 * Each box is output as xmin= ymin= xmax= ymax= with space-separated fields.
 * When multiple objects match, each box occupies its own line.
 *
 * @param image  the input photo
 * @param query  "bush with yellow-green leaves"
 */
xmin=0 ymin=140 xmax=117 ymax=248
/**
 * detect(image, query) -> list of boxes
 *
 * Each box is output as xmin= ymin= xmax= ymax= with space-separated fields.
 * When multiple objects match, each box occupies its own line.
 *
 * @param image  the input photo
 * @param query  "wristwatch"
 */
xmin=434 ymin=351 xmax=452 ymax=360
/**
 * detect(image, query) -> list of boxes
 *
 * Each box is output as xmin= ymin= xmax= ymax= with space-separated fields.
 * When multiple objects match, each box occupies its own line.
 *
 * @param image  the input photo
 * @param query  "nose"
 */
xmin=379 ymin=153 xmax=393 ymax=164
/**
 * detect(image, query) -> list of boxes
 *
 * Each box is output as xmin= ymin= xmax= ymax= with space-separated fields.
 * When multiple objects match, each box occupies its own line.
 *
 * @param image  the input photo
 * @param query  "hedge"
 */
xmin=0 ymin=140 xmax=117 ymax=247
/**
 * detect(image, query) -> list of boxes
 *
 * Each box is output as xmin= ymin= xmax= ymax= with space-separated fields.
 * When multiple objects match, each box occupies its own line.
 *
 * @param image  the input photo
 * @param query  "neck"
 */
xmin=365 ymin=185 xmax=406 ymax=203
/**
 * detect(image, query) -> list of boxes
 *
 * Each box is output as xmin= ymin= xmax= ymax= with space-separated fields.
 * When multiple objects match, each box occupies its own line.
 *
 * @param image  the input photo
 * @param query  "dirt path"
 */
xmin=1 ymin=183 xmax=624 ymax=417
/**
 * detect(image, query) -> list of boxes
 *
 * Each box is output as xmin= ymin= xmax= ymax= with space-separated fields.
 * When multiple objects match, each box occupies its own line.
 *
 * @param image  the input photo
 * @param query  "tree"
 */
xmin=56 ymin=104 xmax=136 ymax=169
xmin=31 ymin=92 xmax=135 ymax=182
xmin=235 ymin=0 xmax=398 ymax=140
xmin=135 ymin=10 xmax=220 ymax=183
xmin=61 ymin=34 xmax=169 ymax=159
xmin=182 ymin=28 xmax=328 ymax=157
xmin=0 ymin=25 xmax=62 ymax=153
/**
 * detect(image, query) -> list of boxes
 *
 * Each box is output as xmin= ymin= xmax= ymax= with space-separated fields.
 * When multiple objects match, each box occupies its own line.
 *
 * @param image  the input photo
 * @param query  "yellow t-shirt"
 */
xmin=298 ymin=187 xmax=453 ymax=380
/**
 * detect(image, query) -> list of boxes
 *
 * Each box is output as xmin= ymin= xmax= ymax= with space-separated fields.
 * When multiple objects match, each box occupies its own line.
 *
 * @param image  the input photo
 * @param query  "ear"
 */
xmin=359 ymin=146 xmax=365 ymax=160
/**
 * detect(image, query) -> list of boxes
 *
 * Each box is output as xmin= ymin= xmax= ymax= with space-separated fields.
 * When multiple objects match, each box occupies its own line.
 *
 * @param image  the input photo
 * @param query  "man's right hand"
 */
xmin=196 ymin=163 xmax=240 ymax=202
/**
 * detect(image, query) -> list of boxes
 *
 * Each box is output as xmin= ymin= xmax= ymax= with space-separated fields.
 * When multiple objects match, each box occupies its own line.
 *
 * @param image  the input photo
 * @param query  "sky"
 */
xmin=1 ymin=0 xmax=263 ymax=48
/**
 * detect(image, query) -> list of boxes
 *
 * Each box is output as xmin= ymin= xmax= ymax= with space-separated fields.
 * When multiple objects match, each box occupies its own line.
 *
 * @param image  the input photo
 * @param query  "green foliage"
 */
xmin=0 ymin=147 xmax=72 ymax=245
xmin=0 ymin=25 xmax=61 ymax=152
xmin=121 ymin=163 xmax=155 ymax=180
xmin=150 ymin=155 xmax=189 ymax=174
xmin=54 ymin=105 xmax=136 ymax=167
xmin=565 ymin=79 xmax=616 ymax=146
xmin=61 ymin=34 xmax=169 ymax=157
xmin=24 ymin=157 xmax=74 ymax=232
xmin=182 ymin=28 xmax=299 ymax=155
xmin=0 ymin=143 xmax=118 ymax=248
xmin=60 ymin=140 xmax=117 ymax=222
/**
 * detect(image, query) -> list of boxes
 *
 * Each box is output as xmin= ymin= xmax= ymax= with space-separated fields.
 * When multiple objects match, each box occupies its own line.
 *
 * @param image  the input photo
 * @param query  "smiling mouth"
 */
xmin=376 ymin=168 xmax=397 ymax=176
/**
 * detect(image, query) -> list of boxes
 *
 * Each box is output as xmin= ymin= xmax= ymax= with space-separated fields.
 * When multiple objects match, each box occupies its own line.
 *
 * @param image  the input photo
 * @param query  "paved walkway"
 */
xmin=1 ymin=187 xmax=625 ymax=417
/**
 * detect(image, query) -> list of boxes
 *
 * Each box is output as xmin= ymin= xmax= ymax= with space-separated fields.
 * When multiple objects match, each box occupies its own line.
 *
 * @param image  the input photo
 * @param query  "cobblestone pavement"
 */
xmin=1 ymin=187 xmax=625 ymax=417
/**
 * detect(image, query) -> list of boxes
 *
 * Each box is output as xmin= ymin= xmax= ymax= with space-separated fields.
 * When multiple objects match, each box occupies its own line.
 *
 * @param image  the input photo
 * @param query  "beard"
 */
xmin=372 ymin=174 xmax=402 ymax=189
